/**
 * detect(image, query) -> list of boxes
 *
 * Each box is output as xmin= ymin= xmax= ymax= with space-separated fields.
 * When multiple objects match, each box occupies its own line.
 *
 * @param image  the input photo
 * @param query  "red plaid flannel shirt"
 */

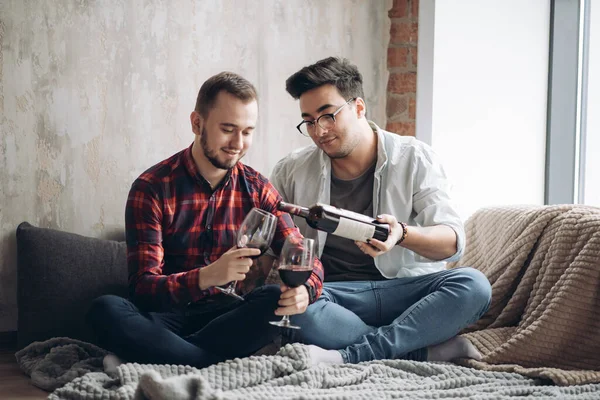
xmin=126 ymin=144 xmax=324 ymax=310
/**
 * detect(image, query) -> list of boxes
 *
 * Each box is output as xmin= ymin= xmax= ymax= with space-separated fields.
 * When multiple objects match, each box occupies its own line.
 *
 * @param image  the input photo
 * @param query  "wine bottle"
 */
xmin=278 ymin=201 xmax=390 ymax=242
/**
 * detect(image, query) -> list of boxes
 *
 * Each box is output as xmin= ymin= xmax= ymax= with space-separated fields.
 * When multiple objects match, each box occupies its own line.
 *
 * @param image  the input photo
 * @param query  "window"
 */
xmin=422 ymin=0 xmax=550 ymax=220
xmin=583 ymin=1 xmax=599 ymax=206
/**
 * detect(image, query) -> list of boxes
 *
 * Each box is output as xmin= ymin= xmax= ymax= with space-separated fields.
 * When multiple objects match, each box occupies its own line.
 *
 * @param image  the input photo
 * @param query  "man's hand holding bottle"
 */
xmin=355 ymin=214 xmax=406 ymax=257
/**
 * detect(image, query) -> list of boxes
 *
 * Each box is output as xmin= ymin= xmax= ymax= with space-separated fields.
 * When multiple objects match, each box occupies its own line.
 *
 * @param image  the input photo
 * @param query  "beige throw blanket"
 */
xmin=448 ymin=205 xmax=600 ymax=385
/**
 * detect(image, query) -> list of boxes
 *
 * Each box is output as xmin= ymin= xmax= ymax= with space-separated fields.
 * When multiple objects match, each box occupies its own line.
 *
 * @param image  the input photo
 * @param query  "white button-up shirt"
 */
xmin=270 ymin=121 xmax=465 ymax=278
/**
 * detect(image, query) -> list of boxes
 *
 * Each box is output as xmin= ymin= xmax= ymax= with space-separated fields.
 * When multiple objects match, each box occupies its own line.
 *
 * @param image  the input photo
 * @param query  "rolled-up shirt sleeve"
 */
xmin=411 ymin=148 xmax=465 ymax=263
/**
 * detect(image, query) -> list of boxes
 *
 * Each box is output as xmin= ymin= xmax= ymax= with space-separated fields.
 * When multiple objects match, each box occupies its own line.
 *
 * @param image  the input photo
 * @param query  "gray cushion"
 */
xmin=16 ymin=222 xmax=128 ymax=349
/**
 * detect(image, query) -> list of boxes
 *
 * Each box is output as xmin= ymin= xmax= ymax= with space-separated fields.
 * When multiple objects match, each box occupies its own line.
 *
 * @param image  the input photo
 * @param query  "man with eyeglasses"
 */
xmin=270 ymin=57 xmax=492 ymax=366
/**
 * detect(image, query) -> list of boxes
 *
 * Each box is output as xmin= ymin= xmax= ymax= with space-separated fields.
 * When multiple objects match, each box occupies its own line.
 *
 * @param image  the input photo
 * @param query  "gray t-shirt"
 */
xmin=320 ymin=163 xmax=385 ymax=282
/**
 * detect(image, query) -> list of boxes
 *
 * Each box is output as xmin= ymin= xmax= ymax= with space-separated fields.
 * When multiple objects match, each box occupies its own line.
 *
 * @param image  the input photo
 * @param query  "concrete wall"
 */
xmin=0 ymin=0 xmax=391 ymax=332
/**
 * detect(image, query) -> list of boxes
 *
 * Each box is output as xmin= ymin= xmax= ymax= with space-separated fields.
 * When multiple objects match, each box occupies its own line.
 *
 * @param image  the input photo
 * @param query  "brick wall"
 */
xmin=386 ymin=0 xmax=418 ymax=136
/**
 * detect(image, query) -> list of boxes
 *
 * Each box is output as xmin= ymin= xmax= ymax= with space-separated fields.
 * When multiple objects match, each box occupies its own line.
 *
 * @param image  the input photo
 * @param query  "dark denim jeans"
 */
xmin=288 ymin=267 xmax=492 ymax=363
xmin=86 ymin=284 xmax=282 ymax=368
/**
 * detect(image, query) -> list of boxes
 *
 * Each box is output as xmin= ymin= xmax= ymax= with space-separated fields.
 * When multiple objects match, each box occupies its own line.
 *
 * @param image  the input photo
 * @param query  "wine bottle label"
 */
xmin=332 ymin=217 xmax=376 ymax=242
xmin=321 ymin=204 xmax=375 ymax=224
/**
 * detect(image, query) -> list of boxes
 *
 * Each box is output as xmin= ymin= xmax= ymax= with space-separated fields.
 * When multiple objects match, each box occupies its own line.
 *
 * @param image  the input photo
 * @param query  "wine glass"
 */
xmin=269 ymin=236 xmax=315 ymax=329
xmin=215 ymin=208 xmax=277 ymax=300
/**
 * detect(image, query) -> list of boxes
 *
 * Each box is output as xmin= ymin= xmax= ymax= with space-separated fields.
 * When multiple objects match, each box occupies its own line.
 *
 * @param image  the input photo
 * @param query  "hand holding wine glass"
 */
xmin=215 ymin=208 xmax=277 ymax=300
xmin=201 ymin=246 xmax=258 ymax=287
xmin=270 ymin=236 xmax=315 ymax=329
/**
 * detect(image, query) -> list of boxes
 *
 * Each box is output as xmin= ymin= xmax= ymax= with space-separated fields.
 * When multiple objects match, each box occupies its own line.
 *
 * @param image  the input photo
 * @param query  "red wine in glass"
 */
xmin=246 ymin=242 xmax=270 ymax=260
xmin=269 ymin=236 xmax=315 ymax=330
xmin=278 ymin=266 xmax=312 ymax=287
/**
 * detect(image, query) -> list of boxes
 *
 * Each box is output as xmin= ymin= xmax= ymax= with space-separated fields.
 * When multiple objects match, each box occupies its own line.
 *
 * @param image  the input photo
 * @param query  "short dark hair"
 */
xmin=195 ymin=72 xmax=257 ymax=117
xmin=285 ymin=57 xmax=364 ymax=100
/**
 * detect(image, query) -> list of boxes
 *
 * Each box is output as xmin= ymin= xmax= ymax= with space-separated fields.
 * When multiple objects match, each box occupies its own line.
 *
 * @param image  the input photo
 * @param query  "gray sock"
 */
xmin=103 ymin=354 xmax=124 ymax=375
xmin=307 ymin=345 xmax=344 ymax=366
xmin=427 ymin=336 xmax=482 ymax=362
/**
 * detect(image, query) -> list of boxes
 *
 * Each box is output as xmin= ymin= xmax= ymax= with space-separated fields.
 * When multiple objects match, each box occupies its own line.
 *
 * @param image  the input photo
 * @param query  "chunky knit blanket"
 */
xmin=15 ymin=337 xmax=108 ymax=391
xmin=448 ymin=205 xmax=600 ymax=385
xmin=17 ymin=340 xmax=600 ymax=399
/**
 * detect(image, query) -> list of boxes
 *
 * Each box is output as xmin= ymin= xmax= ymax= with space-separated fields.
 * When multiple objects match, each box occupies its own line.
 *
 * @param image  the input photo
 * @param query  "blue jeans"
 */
xmin=289 ymin=267 xmax=491 ymax=363
xmin=86 ymin=284 xmax=282 ymax=368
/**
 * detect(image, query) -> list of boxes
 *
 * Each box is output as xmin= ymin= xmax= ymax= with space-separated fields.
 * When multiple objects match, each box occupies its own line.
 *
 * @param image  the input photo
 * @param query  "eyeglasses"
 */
xmin=296 ymin=98 xmax=356 ymax=137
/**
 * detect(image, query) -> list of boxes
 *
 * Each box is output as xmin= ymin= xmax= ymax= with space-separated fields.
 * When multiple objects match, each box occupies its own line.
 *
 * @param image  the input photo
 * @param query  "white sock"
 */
xmin=307 ymin=345 xmax=344 ymax=366
xmin=103 ymin=354 xmax=124 ymax=374
xmin=427 ymin=336 xmax=482 ymax=362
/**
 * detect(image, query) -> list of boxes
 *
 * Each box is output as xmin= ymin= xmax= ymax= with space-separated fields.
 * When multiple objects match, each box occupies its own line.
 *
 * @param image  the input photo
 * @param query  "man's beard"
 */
xmin=201 ymin=127 xmax=241 ymax=170
xmin=321 ymin=133 xmax=360 ymax=160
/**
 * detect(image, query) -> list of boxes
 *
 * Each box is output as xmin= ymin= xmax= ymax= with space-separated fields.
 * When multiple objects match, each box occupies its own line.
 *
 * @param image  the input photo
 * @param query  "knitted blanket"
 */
xmin=21 ymin=342 xmax=595 ymax=399
xmin=15 ymin=337 xmax=108 ymax=391
xmin=448 ymin=205 xmax=600 ymax=385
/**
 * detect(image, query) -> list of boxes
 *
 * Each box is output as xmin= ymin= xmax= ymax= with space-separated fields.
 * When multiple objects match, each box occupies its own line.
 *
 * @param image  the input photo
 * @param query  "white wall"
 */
xmin=417 ymin=0 xmax=550 ymax=221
